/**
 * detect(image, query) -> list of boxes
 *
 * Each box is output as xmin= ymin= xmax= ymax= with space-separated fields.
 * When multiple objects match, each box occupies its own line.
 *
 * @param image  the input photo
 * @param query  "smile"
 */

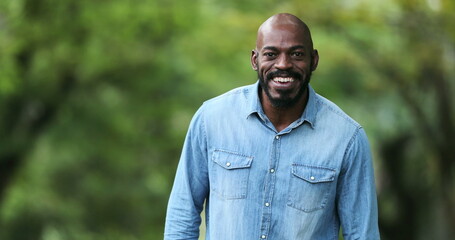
xmin=272 ymin=77 xmax=295 ymax=83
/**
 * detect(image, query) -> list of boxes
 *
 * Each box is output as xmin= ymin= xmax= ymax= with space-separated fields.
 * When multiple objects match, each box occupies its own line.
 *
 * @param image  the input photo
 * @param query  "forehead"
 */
xmin=257 ymin=24 xmax=309 ymax=50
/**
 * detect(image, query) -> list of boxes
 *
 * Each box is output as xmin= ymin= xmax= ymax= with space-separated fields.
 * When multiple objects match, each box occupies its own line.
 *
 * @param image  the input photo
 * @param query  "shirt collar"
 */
xmin=302 ymin=84 xmax=318 ymax=128
xmin=246 ymin=81 xmax=318 ymax=129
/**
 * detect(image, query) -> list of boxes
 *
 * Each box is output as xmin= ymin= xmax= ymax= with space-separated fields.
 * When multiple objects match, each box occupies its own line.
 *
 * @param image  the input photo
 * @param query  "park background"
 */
xmin=0 ymin=0 xmax=454 ymax=239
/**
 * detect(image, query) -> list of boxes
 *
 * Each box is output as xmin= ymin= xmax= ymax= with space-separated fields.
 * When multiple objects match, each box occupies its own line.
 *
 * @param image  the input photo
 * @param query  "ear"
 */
xmin=311 ymin=49 xmax=319 ymax=71
xmin=251 ymin=49 xmax=258 ymax=71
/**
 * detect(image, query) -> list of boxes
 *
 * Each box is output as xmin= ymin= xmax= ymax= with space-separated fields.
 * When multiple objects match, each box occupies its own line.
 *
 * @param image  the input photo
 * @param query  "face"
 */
xmin=252 ymin=24 xmax=318 ymax=109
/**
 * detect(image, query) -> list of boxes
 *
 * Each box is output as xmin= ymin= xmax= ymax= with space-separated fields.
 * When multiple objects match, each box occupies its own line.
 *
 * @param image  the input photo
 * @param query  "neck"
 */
xmin=260 ymin=88 xmax=308 ymax=132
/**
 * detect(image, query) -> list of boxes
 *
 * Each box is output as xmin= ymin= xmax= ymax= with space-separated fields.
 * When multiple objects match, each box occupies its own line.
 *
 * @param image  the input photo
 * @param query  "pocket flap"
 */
xmin=292 ymin=164 xmax=335 ymax=183
xmin=212 ymin=150 xmax=253 ymax=170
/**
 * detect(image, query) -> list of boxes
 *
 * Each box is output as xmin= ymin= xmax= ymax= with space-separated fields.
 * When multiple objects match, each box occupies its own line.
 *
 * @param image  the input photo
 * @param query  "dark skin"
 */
xmin=251 ymin=13 xmax=319 ymax=132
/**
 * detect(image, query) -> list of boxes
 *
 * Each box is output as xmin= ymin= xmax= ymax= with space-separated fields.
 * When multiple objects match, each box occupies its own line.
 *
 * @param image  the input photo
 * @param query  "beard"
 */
xmin=258 ymin=69 xmax=312 ymax=109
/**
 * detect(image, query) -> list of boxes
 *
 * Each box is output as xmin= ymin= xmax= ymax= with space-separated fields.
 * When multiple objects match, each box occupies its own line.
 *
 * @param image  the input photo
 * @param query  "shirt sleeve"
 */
xmin=336 ymin=127 xmax=380 ymax=240
xmin=164 ymin=106 xmax=209 ymax=240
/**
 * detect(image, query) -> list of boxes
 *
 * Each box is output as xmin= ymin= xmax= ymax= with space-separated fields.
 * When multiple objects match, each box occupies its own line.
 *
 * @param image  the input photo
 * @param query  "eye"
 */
xmin=264 ymin=52 xmax=277 ymax=58
xmin=291 ymin=52 xmax=305 ymax=57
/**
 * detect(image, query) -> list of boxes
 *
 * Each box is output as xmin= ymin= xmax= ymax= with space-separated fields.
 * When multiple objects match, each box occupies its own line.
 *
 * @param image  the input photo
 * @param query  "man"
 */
xmin=164 ymin=13 xmax=380 ymax=239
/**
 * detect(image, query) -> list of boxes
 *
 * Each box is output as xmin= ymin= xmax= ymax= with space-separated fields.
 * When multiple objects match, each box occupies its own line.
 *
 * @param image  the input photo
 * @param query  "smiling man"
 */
xmin=164 ymin=13 xmax=380 ymax=240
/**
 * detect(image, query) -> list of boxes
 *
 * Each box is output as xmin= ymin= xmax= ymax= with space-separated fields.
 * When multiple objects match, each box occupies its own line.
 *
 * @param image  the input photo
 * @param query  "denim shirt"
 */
xmin=164 ymin=82 xmax=380 ymax=240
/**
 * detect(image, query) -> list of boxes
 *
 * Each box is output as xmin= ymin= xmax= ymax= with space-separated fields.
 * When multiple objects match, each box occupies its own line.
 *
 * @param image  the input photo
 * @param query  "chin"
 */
xmin=258 ymin=71 xmax=311 ymax=109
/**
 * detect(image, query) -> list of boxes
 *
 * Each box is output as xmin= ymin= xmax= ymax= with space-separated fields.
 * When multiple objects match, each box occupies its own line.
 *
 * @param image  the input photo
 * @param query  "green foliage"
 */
xmin=0 ymin=0 xmax=454 ymax=239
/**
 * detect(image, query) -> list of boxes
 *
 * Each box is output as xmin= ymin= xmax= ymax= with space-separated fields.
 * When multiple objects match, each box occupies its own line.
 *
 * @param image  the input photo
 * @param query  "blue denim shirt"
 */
xmin=164 ymin=82 xmax=380 ymax=240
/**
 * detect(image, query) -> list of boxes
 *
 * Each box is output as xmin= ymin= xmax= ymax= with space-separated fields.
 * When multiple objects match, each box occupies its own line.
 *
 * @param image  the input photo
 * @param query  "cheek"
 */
xmin=259 ymin=63 xmax=273 ymax=74
xmin=300 ymin=60 xmax=313 ymax=72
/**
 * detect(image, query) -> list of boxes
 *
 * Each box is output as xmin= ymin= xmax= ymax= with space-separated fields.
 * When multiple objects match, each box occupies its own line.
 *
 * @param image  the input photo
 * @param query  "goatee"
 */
xmin=258 ymin=69 xmax=312 ymax=109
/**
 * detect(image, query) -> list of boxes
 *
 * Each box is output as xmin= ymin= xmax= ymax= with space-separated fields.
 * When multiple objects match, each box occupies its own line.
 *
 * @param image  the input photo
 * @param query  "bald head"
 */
xmin=256 ymin=13 xmax=314 ymax=51
xmin=250 ymin=13 xmax=319 ymax=110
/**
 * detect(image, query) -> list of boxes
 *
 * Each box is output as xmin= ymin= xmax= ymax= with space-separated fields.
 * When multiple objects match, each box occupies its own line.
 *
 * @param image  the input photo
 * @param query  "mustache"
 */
xmin=266 ymin=70 xmax=302 ymax=80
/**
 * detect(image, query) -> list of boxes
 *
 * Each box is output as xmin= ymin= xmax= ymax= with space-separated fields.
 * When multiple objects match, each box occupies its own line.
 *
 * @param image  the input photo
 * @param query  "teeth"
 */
xmin=273 ymin=77 xmax=294 ymax=83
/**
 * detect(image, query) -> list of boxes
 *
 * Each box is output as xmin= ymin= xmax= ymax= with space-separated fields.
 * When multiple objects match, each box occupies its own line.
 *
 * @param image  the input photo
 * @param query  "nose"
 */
xmin=275 ymin=54 xmax=292 ymax=70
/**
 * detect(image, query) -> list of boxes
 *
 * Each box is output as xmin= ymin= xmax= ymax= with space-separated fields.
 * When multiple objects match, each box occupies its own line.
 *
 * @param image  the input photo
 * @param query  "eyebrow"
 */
xmin=262 ymin=45 xmax=306 ymax=52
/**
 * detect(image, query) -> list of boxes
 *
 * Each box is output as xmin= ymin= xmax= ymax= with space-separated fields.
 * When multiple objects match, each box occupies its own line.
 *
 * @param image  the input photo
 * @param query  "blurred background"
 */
xmin=0 ymin=0 xmax=454 ymax=239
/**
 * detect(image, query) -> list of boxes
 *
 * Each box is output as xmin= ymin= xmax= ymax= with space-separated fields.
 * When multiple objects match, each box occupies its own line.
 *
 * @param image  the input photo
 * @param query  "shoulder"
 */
xmin=314 ymin=92 xmax=362 ymax=130
xmin=204 ymin=84 xmax=253 ymax=106
xmin=198 ymin=83 xmax=255 ymax=116
xmin=313 ymin=93 xmax=372 ymax=169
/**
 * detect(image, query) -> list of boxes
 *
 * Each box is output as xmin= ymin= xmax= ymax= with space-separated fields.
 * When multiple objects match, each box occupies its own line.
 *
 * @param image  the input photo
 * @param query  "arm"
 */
xmin=164 ymin=107 xmax=209 ymax=240
xmin=337 ymin=128 xmax=380 ymax=240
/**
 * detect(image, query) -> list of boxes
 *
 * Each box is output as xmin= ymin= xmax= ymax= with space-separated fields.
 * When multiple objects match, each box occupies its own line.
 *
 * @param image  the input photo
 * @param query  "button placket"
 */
xmin=259 ymin=134 xmax=281 ymax=239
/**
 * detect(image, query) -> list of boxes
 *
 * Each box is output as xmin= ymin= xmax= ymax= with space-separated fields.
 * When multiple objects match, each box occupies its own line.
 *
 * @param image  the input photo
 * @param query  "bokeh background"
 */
xmin=0 ymin=0 xmax=454 ymax=239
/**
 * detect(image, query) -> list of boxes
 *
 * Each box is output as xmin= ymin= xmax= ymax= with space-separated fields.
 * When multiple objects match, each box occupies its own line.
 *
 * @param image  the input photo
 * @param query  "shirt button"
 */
xmin=261 ymin=235 xmax=266 ymax=239
xmin=275 ymin=135 xmax=280 ymax=140
xmin=265 ymin=202 xmax=270 ymax=207
xmin=310 ymin=176 xmax=315 ymax=180
xmin=226 ymin=162 xmax=231 ymax=167
xmin=270 ymin=168 xmax=275 ymax=173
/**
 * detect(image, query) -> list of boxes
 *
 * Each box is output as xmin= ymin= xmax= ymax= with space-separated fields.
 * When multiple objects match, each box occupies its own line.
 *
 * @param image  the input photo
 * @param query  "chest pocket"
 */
xmin=287 ymin=164 xmax=336 ymax=212
xmin=211 ymin=150 xmax=253 ymax=200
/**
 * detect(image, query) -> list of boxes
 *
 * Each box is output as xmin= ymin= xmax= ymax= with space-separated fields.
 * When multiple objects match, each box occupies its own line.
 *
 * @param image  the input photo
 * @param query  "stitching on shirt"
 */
xmin=345 ymin=127 xmax=361 ymax=158
xmin=340 ymin=127 xmax=362 ymax=178
xmin=213 ymin=149 xmax=254 ymax=159
xmin=199 ymin=104 xmax=208 ymax=145
xmin=291 ymin=163 xmax=336 ymax=172
xmin=291 ymin=164 xmax=336 ymax=182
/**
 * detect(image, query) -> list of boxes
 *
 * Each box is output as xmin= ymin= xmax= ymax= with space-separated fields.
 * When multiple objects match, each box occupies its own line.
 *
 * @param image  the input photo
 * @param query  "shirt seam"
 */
xmin=340 ymin=126 xmax=362 ymax=238
xmin=200 ymin=103 xmax=208 ymax=145
xmin=341 ymin=126 xmax=362 ymax=175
